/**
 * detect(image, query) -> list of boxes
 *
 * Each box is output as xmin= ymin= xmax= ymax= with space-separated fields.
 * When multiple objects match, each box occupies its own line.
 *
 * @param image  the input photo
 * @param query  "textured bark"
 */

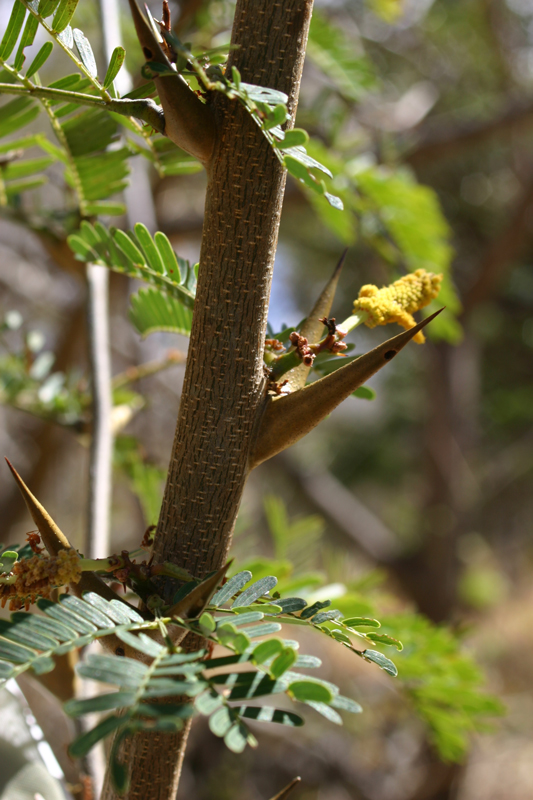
xmin=101 ymin=2 xmax=313 ymax=799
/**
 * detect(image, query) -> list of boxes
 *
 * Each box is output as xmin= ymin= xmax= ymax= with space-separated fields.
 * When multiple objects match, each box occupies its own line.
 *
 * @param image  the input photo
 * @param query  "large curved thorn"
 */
xmin=250 ymin=309 xmax=444 ymax=469
xmin=128 ymin=0 xmax=216 ymax=164
xmin=284 ymin=250 xmax=347 ymax=393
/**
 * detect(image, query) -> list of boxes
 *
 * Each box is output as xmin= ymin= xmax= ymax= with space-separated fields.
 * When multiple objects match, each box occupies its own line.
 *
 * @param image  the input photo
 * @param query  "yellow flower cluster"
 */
xmin=0 ymin=549 xmax=82 ymax=611
xmin=353 ymin=269 xmax=443 ymax=343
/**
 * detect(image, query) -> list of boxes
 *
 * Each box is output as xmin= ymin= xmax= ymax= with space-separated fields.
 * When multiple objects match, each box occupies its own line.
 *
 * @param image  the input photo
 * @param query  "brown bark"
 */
xmin=101 ymin=2 xmax=314 ymax=798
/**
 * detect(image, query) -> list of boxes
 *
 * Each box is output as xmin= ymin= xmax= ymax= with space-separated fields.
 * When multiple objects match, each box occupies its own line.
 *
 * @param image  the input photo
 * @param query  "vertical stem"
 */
xmin=102 ymin=3 xmax=314 ymax=799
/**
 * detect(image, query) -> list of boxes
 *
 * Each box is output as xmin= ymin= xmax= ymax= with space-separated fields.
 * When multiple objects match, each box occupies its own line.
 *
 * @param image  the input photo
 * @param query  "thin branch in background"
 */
xmin=86 ymin=262 xmax=113 ymax=561
xmin=111 ymin=350 xmax=187 ymax=390
xmin=405 ymin=100 xmax=533 ymax=168
xmin=463 ymin=174 xmax=533 ymax=314
xmin=279 ymin=454 xmax=400 ymax=563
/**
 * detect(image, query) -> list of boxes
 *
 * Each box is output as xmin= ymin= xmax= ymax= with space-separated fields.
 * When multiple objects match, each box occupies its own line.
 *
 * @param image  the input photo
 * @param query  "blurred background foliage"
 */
xmin=1 ymin=0 xmax=533 ymax=798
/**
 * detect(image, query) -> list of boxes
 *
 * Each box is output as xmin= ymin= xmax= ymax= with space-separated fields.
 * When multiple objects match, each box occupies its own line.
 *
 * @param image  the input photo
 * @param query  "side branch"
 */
xmin=128 ymin=0 xmax=216 ymax=164
xmin=250 ymin=309 xmax=443 ymax=469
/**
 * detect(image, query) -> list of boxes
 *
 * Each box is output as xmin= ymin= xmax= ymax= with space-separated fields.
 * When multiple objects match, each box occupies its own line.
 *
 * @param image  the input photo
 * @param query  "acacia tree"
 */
xmin=0 ymin=2 xmax=492 ymax=800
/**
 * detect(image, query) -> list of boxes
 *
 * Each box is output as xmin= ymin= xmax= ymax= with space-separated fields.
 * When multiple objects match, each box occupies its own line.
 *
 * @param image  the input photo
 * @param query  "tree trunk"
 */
xmin=101 ymin=1 xmax=313 ymax=798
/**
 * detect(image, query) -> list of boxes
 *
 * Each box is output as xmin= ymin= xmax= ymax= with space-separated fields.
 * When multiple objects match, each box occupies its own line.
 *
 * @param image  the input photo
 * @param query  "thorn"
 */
xmin=127 ymin=0 xmax=216 ymax=163
xmin=5 ymin=458 xmax=71 ymax=556
xmin=251 ymin=309 xmax=444 ymax=469
xmin=167 ymin=561 xmax=231 ymax=619
xmin=268 ymin=777 xmax=301 ymax=800
xmin=283 ymin=251 xmax=348 ymax=393
xmin=4 ymin=459 xmax=132 ymax=610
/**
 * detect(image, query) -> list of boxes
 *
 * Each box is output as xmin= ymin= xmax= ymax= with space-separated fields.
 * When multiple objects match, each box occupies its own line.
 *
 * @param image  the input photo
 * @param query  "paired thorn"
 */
xmin=4 ymin=459 xmax=132 ymax=607
xmin=5 ymin=458 xmax=72 ymax=556
xmin=251 ymin=309 xmax=444 ymax=469
xmin=282 ymin=251 xmax=347 ymax=393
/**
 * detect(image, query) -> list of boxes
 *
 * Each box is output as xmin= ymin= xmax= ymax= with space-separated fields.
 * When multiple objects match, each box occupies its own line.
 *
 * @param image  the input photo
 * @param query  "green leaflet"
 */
xmin=129 ymin=288 xmax=193 ymax=339
xmin=211 ymin=571 xmax=252 ymax=607
xmin=37 ymin=0 xmax=61 ymax=17
xmin=231 ymin=575 xmax=278 ymax=608
xmin=361 ymin=649 xmax=398 ymax=677
xmin=52 ymin=0 xmax=80 ymax=34
xmin=0 ymin=563 xmax=404 ymax=791
xmin=288 ymin=680 xmax=333 ymax=704
xmin=67 ymin=222 xmax=196 ymax=313
xmin=103 ymin=45 xmax=125 ymax=89
xmin=307 ymin=10 xmax=376 ymax=102
xmin=14 ymin=11 xmax=38 ymax=71
xmin=0 ymin=1 xmax=26 ymax=61
xmin=26 ymin=40 xmax=53 ymax=77
xmin=0 ymin=97 xmax=40 ymax=139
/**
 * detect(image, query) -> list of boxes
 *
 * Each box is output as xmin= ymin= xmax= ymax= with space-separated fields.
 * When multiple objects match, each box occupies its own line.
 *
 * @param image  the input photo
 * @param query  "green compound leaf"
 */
xmin=307 ymin=10 xmax=376 ymax=102
xmin=68 ymin=222 xmax=196 ymax=311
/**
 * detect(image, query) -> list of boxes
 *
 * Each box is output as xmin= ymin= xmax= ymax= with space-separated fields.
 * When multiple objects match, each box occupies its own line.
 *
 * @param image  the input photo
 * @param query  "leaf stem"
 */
xmin=0 ymin=82 xmax=165 ymax=132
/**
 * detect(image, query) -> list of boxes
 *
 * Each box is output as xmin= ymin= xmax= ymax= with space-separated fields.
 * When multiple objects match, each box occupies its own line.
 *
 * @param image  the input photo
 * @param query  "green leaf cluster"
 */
xmin=0 ymin=568 xmax=398 ymax=791
xmin=0 ymin=311 xmax=88 ymax=426
xmin=68 ymin=221 xmax=195 ymax=337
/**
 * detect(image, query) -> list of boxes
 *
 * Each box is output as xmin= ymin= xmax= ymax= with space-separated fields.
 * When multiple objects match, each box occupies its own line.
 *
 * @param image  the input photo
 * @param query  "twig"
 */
xmin=0 ymin=82 xmax=165 ymax=133
xmin=405 ymin=100 xmax=533 ymax=168
xmin=280 ymin=455 xmax=400 ymax=563
xmin=86 ymin=264 xmax=113 ymax=561
xmin=112 ymin=351 xmax=187 ymax=390
xmin=463 ymin=175 xmax=533 ymax=314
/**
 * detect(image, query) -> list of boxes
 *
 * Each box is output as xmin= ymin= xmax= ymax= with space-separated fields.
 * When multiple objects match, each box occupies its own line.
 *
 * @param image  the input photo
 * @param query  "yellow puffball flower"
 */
xmin=353 ymin=269 xmax=443 ymax=343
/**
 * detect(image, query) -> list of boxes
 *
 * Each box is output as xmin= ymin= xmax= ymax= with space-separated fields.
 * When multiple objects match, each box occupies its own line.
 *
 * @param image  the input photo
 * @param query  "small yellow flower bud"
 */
xmin=353 ymin=269 xmax=443 ymax=343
